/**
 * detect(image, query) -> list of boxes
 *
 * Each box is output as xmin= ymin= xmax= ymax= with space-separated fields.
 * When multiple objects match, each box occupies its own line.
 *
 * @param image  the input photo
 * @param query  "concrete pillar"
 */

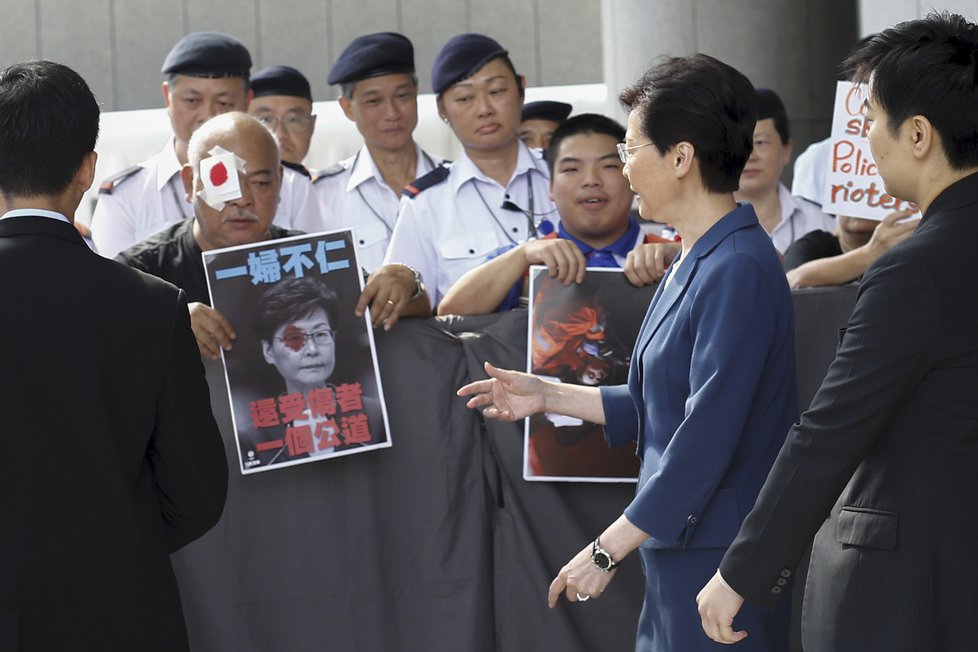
xmin=601 ymin=0 xmax=859 ymax=179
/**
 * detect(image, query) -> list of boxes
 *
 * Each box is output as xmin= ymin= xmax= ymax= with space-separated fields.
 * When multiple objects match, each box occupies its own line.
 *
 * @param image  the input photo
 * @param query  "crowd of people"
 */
xmin=84 ymin=27 xmax=914 ymax=341
xmin=3 ymin=9 xmax=977 ymax=652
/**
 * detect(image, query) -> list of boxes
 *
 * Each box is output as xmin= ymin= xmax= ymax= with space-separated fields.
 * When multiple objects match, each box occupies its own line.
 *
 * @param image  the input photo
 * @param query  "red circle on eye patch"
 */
xmin=281 ymin=324 xmax=305 ymax=352
xmin=210 ymin=161 xmax=229 ymax=187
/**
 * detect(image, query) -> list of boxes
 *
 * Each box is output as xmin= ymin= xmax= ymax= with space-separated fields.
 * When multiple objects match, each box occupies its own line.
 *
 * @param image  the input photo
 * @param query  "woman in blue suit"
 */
xmin=459 ymin=54 xmax=797 ymax=651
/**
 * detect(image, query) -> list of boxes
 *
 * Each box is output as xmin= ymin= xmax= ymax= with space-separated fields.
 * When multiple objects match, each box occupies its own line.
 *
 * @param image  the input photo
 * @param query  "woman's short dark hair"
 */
xmin=845 ymin=11 xmax=978 ymax=170
xmin=254 ymin=277 xmax=339 ymax=343
xmin=619 ymin=54 xmax=757 ymax=194
xmin=545 ymin=113 xmax=626 ymax=176
xmin=0 ymin=61 xmax=100 ymax=198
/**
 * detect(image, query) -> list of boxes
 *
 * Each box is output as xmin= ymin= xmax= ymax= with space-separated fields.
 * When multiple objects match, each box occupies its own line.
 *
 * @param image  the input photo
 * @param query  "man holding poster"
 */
xmin=118 ymin=112 xmax=429 ymax=361
xmin=698 ymin=13 xmax=978 ymax=650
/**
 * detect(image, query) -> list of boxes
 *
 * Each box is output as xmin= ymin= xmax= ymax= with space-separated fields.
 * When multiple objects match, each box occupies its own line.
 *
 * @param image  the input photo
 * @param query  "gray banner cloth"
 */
xmin=171 ymin=284 xmax=858 ymax=652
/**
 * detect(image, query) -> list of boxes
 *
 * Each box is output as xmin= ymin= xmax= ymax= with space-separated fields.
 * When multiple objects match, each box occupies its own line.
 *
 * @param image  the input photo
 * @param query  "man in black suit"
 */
xmin=697 ymin=13 xmax=978 ymax=650
xmin=0 ymin=60 xmax=228 ymax=651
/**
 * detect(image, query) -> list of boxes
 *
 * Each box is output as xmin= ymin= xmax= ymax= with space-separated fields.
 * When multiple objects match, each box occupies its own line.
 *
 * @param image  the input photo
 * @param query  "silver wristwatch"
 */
xmin=591 ymin=538 xmax=618 ymax=572
xmin=405 ymin=265 xmax=425 ymax=300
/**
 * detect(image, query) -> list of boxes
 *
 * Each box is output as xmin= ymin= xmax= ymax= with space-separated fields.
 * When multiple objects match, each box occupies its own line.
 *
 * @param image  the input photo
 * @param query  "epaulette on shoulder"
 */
xmin=282 ymin=160 xmax=311 ymax=178
xmin=98 ymin=165 xmax=142 ymax=195
xmin=402 ymin=165 xmax=450 ymax=199
xmin=311 ymin=162 xmax=346 ymax=184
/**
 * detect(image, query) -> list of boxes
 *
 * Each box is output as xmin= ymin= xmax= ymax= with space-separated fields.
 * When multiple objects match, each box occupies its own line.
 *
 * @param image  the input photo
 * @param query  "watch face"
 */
xmin=594 ymin=552 xmax=611 ymax=570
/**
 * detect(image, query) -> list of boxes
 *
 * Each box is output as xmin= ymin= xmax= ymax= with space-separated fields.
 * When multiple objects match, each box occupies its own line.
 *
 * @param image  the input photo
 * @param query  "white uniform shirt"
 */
xmin=303 ymin=144 xmax=441 ymax=273
xmin=767 ymin=182 xmax=836 ymax=254
xmin=791 ymin=137 xmax=832 ymax=206
xmin=384 ymin=141 xmax=555 ymax=308
xmin=90 ymin=138 xmax=320 ymax=259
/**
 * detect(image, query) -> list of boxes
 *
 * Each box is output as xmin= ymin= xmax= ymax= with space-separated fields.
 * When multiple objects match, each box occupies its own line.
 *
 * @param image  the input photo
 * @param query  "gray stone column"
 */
xmin=601 ymin=0 xmax=859 ymax=175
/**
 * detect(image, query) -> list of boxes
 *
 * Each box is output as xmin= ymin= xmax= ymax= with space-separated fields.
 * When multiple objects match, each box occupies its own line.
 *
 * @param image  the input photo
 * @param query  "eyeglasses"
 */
xmin=256 ymin=114 xmax=314 ymax=134
xmin=276 ymin=329 xmax=336 ymax=351
xmin=616 ymin=141 xmax=653 ymax=164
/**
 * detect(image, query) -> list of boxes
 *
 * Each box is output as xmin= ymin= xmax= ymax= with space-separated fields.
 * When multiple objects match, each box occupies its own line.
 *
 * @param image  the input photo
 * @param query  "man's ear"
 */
xmin=180 ymin=164 xmax=195 ymax=201
xmin=162 ymin=81 xmax=171 ymax=108
xmin=76 ymin=151 xmax=98 ymax=194
xmin=338 ymin=95 xmax=355 ymax=122
xmin=909 ymin=114 xmax=934 ymax=160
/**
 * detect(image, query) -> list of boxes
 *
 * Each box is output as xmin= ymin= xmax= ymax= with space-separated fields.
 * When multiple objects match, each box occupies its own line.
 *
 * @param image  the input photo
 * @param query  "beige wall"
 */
xmin=0 ymin=0 xmax=603 ymax=111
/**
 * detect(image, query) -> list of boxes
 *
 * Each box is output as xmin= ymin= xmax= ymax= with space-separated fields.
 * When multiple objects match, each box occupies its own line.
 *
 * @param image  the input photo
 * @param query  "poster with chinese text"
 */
xmin=524 ymin=267 xmax=654 ymax=482
xmin=822 ymin=81 xmax=919 ymax=219
xmin=204 ymin=229 xmax=391 ymax=474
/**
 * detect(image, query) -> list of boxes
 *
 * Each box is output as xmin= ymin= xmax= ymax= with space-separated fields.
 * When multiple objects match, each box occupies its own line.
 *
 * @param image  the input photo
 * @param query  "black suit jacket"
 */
xmin=720 ymin=172 xmax=978 ymax=651
xmin=0 ymin=216 xmax=228 ymax=651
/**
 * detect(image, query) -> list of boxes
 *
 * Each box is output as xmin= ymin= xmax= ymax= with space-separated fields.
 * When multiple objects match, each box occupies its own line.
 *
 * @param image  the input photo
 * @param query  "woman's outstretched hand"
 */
xmin=457 ymin=361 xmax=547 ymax=421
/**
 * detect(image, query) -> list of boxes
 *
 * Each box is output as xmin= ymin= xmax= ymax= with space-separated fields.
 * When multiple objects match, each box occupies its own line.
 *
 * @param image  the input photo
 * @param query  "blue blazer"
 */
xmin=601 ymin=204 xmax=797 ymax=550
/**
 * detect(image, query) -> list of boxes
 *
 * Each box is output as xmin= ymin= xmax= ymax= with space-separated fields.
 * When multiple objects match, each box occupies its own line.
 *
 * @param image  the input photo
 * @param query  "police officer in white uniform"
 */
xmin=304 ymin=32 xmax=443 ymax=273
xmin=91 ymin=31 xmax=319 ymax=259
xmin=384 ymin=33 xmax=557 ymax=309
xmin=248 ymin=65 xmax=318 ymax=178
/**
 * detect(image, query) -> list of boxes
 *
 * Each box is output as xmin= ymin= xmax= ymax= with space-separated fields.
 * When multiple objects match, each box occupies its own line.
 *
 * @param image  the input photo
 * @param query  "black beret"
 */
xmin=521 ymin=101 xmax=572 ymax=123
xmin=161 ymin=31 xmax=252 ymax=77
xmin=431 ymin=33 xmax=508 ymax=95
xmin=250 ymin=66 xmax=312 ymax=101
xmin=327 ymin=32 xmax=415 ymax=86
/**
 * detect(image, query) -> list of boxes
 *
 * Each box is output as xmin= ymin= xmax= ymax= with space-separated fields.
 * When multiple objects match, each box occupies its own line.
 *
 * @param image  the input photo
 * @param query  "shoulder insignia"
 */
xmin=98 ymin=165 xmax=142 ymax=195
xmin=282 ymin=160 xmax=311 ymax=178
xmin=402 ymin=164 xmax=450 ymax=199
xmin=311 ymin=162 xmax=346 ymax=184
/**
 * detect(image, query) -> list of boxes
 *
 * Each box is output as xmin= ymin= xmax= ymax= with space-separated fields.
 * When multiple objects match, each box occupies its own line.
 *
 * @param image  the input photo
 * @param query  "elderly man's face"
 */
xmin=186 ymin=130 xmax=282 ymax=251
xmin=339 ymin=73 xmax=419 ymax=153
xmin=261 ymin=308 xmax=336 ymax=394
xmin=163 ymin=75 xmax=249 ymax=148
xmin=518 ymin=118 xmax=560 ymax=150
xmin=249 ymin=95 xmax=316 ymax=165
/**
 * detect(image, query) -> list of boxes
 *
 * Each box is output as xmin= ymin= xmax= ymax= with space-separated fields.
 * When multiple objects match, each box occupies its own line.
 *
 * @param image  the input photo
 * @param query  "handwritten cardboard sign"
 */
xmin=822 ymin=81 xmax=918 ymax=219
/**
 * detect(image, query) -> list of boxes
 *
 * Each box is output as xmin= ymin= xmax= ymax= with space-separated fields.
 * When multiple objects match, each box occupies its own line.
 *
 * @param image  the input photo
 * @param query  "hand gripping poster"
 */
xmin=203 ymin=229 xmax=391 ymax=474
xmin=524 ymin=266 xmax=655 ymax=482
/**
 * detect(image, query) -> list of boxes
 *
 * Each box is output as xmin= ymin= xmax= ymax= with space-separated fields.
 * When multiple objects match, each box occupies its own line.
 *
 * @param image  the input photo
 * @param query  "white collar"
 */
xmin=1 ymin=208 xmax=70 ymax=223
xmin=156 ymin=137 xmax=184 ymax=191
xmin=347 ymin=143 xmax=432 ymax=192
xmin=450 ymin=140 xmax=545 ymax=195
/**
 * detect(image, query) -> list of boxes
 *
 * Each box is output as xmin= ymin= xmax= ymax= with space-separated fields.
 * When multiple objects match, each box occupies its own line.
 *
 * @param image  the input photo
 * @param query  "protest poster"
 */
xmin=523 ymin=267 xmax=655 ymax=482
xmin=822 ymin=80 xmax=919 ymax=219
xmin=203 ymin=229 xmax=391 ymax=474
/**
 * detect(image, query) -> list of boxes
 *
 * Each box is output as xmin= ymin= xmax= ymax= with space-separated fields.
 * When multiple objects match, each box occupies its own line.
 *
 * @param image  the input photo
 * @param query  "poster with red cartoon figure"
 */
xmin=203 ymin=229 xmax=391 ymax=474
xmin=524 ymin=266 xmax=655 ymax=482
